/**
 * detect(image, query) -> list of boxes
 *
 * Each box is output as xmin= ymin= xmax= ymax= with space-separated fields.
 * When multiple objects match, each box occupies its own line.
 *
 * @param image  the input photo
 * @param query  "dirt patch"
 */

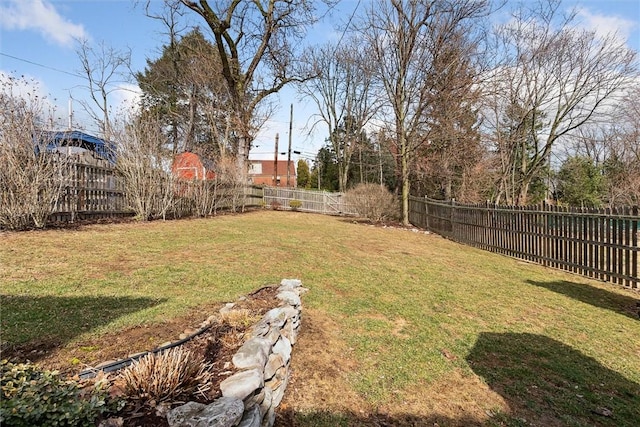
xmin=275 ymin=308 xmax=371 ymax=424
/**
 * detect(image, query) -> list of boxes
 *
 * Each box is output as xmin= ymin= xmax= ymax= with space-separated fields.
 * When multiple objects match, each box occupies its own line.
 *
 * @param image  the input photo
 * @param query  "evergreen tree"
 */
xmin=310 ymin=145 xmax=339 ymax=191
xmin=296 ymin=159 xmax=311 ymax=188
xmin=136 ymin=28 xmax=231 ymax=156
xmin=557 ymin=156 xmax=605 ymax=207
xmin=414 ymin=29 xmax=484 ymax=202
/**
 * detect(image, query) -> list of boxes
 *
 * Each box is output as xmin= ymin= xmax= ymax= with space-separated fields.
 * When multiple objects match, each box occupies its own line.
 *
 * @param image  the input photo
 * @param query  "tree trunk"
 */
xmin=401 ymin=137 xmax=410 ymax=226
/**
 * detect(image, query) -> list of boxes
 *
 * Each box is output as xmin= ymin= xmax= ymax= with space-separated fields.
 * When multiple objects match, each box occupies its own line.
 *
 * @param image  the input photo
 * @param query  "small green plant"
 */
xmin=0 ymin=359 xmax=119 ymax=427
xmin=289 ymin=199 xmax=302 ymax=211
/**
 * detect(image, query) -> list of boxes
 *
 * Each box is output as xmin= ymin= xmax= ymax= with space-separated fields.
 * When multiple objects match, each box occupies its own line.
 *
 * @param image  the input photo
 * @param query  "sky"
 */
xmin=1 ymin=0 xmax=639 ymax=163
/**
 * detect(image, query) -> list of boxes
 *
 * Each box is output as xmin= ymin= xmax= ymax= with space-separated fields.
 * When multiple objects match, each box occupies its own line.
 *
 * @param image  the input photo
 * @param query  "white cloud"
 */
xmin=111 ymin=83 xmax=141 ymax=111
xmin=575 ymin=7 xmax=636 ymax=43
xmin=0 ymin=0 xmax=88 ymax=47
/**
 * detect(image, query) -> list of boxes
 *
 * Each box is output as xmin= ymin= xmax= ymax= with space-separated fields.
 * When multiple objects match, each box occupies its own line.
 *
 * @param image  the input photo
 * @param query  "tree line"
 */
xmin=2 ymin=0 xmax=638 ymax=228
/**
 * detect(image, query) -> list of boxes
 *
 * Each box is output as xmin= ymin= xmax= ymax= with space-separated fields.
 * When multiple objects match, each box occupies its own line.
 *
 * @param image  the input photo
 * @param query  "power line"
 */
xmin=1 ymin=51 xmax=139 ymax=93
xmin=0 ymin=52 xmax=85 ymax=79
xmin=333 ymin=0 xmax=362 ymax=54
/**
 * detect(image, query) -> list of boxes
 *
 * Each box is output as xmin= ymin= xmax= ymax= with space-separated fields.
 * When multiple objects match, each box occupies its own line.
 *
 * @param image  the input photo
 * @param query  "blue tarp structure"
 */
xmin=40 ymin=130 xmax=115 ymax=163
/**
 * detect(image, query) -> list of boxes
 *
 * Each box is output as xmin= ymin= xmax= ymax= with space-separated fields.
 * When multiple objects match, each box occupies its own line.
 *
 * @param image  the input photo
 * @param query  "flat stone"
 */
xmin=276 ymin=291 xmax=301 ymax=307
xmin=263 ymin=406 xmax=276 ymax=427
xmin=261 ymin=308 xmax=288 ymax=328
xmin=243 ymin=388 xmax=266 ymax=408
xmin=259 ymin=386 xmax=273 ymax=418
xmin=265 ymin=375 xmax=283 ymax=392
xmin=270 ymin=373 xmax=289 ymax=408
xmin=279 ymin=279 xmax=302 ymax=289
xmin=298 ymin=286 xmax=310 ymax=295
xmin=232 ymin=337 xmax=271 ymax=369
xmin=272 ymin=336 xmax=292 ymax=363
xmin=166 ymin=398 xmax=244 ymax=427
xmin=219 ymin=303 xmax=236 ymax=314
xmin=237 ymin=404 xmax=261 ymax=427
xmin=264 ymin=353 xmax=285 ymax=380
xmin=280 ymin=306 xmax=299 ymax=320
xmin=281 ymin=323 xmax=296 ymax=345
xmin=251 ymin=321 xmax=270 ymax=338
xmin=220 ymin=368 xmax=264 ymax=400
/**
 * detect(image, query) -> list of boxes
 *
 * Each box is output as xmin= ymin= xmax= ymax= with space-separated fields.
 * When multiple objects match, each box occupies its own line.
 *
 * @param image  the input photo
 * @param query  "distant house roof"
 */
xmin=249 ymin=160 xmax=296 ymax=187
xmin=40 ymin=130 xmax=115 ymax=163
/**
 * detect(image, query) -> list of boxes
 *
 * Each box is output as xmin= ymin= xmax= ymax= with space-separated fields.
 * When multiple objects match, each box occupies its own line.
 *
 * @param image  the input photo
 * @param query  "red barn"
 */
xmin=172 ymin=152 xmax=216 ymax=181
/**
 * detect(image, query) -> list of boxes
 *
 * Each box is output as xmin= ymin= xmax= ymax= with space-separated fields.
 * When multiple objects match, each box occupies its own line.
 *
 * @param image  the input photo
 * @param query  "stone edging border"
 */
xmin=166 ymin=278 xmax=306 ymax=427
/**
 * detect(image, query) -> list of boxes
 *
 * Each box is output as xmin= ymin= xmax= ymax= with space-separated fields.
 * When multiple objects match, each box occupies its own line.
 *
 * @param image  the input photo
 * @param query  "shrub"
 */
xmin=344 ymin=183 xmax=398 ymax=222
xmin=270 ymin=200 xmax=282 ymax=210
xmin=118 ymin=348 xmax=212 ymax=405
xmin=0 ymin=359 xmax=118 ymax=427
xmin=0 ymin=76 xmax=68 ymax=230
xmin=289 ymin=199 xmax=302 ymax=211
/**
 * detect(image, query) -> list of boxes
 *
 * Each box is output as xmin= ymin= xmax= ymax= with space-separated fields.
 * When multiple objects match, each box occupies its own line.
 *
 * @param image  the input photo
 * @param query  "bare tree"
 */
xmin=171 ymin=0 xmax=332 ymax=181
xmin=482 ymin=0 xmax=637 ymax=205
xmin=362 ymin=0 xmax=490 ymax=225
xmin=0 ymin=75 xmax=67 ymax=230
xmin=299 ymin=37 xmax=382 ymax=191
xmin=76 ymin=39 xmax=132 ymax=140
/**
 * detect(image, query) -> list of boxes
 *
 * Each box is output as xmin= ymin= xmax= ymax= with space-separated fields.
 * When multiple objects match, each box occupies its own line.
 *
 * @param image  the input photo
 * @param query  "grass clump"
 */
xmin=0 ymin=359 xmax=120 ymax=427
xmin=118 ymin=348 xmax=211 ymax=405
xmin=219 ymin=308 xmax=258 ymax=329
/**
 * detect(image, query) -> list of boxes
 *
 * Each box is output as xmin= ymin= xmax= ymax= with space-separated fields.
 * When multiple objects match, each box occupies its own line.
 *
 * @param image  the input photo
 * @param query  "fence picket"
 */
xmin=409 ymin=196 xmax=639 ymax=289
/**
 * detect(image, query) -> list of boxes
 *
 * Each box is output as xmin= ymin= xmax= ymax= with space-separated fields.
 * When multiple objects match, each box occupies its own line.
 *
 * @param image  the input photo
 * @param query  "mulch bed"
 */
xmin=94 ymin=286 xmax=280 ymax=427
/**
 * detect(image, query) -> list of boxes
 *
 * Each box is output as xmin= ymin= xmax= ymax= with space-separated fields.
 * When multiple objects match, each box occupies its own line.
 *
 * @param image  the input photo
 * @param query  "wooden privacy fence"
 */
xmin=51 ymin=157 xmax=130 ymax=223
xmin=263 ymin=186 xmax=357 ymax=215
xmin=49 ymin=157 xmax=266 ymax=223
xmin=409 ymin=196 xmax=639 ymax=289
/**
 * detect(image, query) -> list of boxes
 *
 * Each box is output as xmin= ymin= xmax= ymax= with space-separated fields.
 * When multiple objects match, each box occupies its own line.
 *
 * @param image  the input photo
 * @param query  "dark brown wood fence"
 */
xmin=409 ymin=196 xmax=639 ymax=289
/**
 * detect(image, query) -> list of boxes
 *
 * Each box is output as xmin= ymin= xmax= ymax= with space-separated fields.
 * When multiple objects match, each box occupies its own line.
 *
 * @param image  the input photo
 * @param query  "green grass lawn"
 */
xmin=1 ymin=211 xmax=639 ymax=426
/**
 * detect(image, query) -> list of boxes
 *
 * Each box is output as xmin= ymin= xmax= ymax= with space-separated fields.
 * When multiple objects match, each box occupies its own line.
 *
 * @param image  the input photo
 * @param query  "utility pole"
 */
xmin=287 ymin=104 xmax=293 ymax=187
xmin=68 ymin=97 xmax=73 ymax=130
xmin=273 ymin=133 xmax=279 ymax=186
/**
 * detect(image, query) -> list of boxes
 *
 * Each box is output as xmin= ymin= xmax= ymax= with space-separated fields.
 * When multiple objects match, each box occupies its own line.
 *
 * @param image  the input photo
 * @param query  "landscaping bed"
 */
xmin=3 ymin=286 xmax=283 ymax=427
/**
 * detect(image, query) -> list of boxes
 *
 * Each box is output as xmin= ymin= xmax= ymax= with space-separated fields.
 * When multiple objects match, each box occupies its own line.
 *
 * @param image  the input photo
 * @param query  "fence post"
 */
xmin=450 ymin=198 xmax=456 ymax=237
xmin=632 ymin=206 xmax=638 ymax=289
xmin=425 ymin=196 xmax=429 ymax=230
